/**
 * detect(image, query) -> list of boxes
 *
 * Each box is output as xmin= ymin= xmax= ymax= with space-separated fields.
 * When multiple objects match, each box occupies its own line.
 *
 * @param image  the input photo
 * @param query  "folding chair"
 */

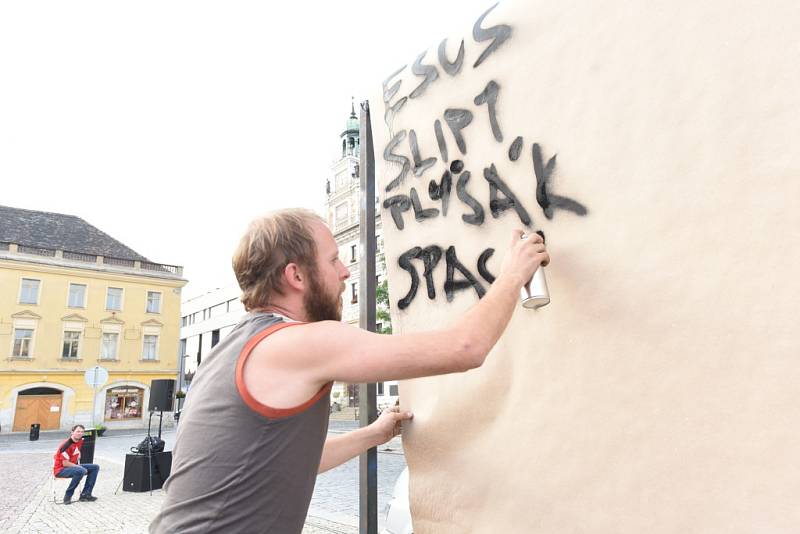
xmin=51 ymin=475 xmax=71 ymax=504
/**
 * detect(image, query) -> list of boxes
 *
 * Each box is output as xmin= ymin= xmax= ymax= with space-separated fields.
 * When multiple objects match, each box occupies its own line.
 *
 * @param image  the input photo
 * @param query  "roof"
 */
xmin=0 ymin=205 xmax=149 ymax=261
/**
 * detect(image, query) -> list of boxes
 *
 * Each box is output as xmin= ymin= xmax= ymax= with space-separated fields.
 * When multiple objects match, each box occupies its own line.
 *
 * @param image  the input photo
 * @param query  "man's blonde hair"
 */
xmin=232 ymin=209 xmax=324 ymax=311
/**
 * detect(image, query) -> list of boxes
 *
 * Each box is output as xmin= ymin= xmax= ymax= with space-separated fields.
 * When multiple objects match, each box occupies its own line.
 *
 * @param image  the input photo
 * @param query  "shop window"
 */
xmin=105 ymin=387 xmax=143 ymax=420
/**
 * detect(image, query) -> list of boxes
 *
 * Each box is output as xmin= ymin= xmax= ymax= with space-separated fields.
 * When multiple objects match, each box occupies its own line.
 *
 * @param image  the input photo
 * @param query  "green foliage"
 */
xmin=376 ymin=280 xmax=392 ymax=334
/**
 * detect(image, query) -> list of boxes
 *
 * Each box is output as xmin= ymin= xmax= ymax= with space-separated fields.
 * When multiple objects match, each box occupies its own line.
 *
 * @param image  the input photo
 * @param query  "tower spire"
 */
xmin=341 ymin=98 xmax=360 ymax=157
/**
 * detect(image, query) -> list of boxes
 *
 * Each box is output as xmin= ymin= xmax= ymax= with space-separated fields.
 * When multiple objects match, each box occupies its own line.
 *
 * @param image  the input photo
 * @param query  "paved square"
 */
xmin=1 ymin=427 xmax=405 ymax=533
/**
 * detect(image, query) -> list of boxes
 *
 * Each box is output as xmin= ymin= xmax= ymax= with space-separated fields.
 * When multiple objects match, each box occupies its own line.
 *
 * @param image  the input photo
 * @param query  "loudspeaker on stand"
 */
xmin=148 ymin=379 xmax=175 ymax=412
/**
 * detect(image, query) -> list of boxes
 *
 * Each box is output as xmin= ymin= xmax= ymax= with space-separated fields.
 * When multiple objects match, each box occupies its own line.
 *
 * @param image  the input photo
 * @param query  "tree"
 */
xmin=376 ymin=279 xmax=392 ymax=334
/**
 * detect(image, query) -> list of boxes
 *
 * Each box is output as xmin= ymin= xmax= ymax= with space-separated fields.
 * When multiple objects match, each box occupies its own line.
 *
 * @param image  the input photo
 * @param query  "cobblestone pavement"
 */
xmin=309 ymin=443 xmax=406 ymax=530
xmin=1 ymin=423 xmax=405 ymax=533
xmin=2 ymin=451 xmax=167 ymax=533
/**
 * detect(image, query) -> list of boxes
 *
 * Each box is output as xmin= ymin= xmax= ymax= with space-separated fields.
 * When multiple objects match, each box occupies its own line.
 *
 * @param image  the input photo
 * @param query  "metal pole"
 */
xmin=358 ymin=100 xmax=378 ymax=534
xmin=91 ymin=368 xmax=98 ymax=428
xmin=177 ymin=340 xmax=186 ymax=410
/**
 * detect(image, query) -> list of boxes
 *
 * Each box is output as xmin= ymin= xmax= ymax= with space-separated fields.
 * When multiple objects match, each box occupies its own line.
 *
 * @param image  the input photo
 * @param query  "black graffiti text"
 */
xmin=397 ymin=244 xmax=497 ymax=309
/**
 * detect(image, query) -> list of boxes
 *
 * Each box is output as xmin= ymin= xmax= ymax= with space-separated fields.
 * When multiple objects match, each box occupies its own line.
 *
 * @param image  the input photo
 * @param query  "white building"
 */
xmin=178 ymin=285 xmax=245 ymax=394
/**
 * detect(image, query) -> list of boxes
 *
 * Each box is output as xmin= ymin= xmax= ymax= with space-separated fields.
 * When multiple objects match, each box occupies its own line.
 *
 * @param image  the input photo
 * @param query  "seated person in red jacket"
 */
xmin=53 ymin=424 xmax=100 ymax=504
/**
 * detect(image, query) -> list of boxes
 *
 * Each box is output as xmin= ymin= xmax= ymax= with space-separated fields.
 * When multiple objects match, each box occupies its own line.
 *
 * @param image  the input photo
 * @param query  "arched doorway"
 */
xmin=13 ymin=387 xmax=63 ymax=432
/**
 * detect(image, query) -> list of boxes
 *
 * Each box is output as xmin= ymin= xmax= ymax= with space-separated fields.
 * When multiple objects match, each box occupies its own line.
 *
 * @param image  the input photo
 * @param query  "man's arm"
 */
xmin=318 ymin=407 xmax=413 ymax=473
xmin=256 ymin=230 xmax=548 ymax=386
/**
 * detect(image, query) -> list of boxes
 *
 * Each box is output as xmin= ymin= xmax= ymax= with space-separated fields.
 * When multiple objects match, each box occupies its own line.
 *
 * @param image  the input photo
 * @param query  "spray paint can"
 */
xmin=520 ymin=233 xmax=550 ymax=309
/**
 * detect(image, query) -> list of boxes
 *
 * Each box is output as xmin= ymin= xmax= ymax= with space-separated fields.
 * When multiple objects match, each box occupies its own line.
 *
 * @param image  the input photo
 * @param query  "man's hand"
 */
xmin=318 ymin=407 xmax=414 ymax=473
xmin=370 ymin=406 xmax=414 ymax=446
xmin=499 ymin=229 xmax=550 ymax=288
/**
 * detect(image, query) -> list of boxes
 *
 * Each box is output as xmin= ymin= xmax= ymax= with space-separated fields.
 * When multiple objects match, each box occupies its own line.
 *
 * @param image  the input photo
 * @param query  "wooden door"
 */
xmin=13 ymin=394 xmax=63 ymax=431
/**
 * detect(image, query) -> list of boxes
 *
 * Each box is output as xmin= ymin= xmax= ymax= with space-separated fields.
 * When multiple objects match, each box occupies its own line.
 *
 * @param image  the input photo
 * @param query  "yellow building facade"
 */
xmin=0 ymin=206 xmax=186 ymax=433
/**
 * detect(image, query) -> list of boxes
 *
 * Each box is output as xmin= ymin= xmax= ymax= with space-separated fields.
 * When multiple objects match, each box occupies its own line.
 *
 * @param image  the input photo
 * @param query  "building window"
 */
xmin=142 ymin=335 xmax=158 ymax=360
xmin=196 ymin=332 xmax=203 ymax=367
xmin=101 ymin=332 xmax=119 ymax=360
xmin=105 ymin=387 xmax=143 ymax=420
xmin=13 ymin=329 xmax=33 ymax=358
xmin=335 ymin=202 xmax=349 ymax=228
xmin=389 ymin=384 xmax=399 ymax=396
xmin=351 ymin=283 xmax=358 ymax=304
xmin=62 ymin=331 xmax=81 ymax=359
xmin=209 ymin=302 xmax=226 ymax=318
xmin=211 ymin=329 xmax=220 ymax=348
xmin=232 ymin=299 xmax=245 ymax=313
xmin=19 ymin=278 xmax=40 ymax=305
xmin=146 ymin=291 xmax=161 ymax=313
xmin=377 ymin=382 xmax=385 ymax=395
xmin=181 ymin=315 xmax=189 ymax=327
xmin=106 ymin=287 xmax=123 ymax=311
xmin=68 ymin=283 xmax=87 ymax=308
xmin=350 ymin=244 xmax=357 ymax=263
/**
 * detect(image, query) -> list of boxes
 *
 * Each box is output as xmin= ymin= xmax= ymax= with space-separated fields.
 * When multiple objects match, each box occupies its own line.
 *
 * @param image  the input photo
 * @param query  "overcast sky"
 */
xmin=0 ymin=0 xmax=492 ymax=298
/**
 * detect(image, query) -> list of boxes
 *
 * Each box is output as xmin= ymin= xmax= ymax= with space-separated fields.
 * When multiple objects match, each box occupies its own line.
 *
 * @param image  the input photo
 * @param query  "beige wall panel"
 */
xmin=372 ymin=1 xmax=800 ymax=532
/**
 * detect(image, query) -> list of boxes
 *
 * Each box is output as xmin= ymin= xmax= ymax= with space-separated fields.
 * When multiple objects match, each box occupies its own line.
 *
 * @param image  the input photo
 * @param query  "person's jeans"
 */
xmin=56 ymin=464 xmax=100 ymax=498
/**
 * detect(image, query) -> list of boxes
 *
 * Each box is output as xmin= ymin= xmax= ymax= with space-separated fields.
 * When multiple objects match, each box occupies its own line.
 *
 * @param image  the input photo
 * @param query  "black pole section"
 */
xmin=358 ymin=100 xmax=378 ymax=534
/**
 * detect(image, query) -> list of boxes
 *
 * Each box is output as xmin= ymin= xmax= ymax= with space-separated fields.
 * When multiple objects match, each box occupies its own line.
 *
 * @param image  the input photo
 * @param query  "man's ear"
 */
xmin=283 ymin=263 xmax=305 ymax=291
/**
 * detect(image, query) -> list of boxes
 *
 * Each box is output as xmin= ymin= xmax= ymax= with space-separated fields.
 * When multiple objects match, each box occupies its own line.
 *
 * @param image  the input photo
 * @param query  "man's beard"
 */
xmin=303 ymin=270 xmax=343 ymax=322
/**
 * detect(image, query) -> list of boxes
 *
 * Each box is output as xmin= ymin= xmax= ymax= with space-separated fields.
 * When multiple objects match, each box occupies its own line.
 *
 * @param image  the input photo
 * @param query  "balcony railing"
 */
xmin=104 ymin=256 xmax=136 ymax=268
xmin=141 ymin=261 xmax=182 ymax=275
xmin=3 ymin=242 xmax=183 ymax=277
xmin=63 ymin=250 xmax=97 ymax=263
xmin=18 ymin=245 xmax=56 ymax=257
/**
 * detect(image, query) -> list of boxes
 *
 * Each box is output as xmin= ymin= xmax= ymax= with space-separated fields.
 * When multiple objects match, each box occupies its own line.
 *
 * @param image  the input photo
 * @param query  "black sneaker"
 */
xmin=79 ymin=494 xmax=97 ymax=502
xmin=64 ymin=495 xmax=73 ymax=505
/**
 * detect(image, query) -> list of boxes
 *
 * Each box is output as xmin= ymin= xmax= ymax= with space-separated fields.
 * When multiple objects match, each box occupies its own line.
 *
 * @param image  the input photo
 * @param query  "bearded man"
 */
xmin=151 ymin=208 xmax=548 ymax=533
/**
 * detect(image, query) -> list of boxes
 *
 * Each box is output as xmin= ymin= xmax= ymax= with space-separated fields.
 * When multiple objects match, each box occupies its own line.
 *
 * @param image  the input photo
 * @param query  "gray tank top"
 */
xmin=150 ymin=312 xmax=331 ymax=533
